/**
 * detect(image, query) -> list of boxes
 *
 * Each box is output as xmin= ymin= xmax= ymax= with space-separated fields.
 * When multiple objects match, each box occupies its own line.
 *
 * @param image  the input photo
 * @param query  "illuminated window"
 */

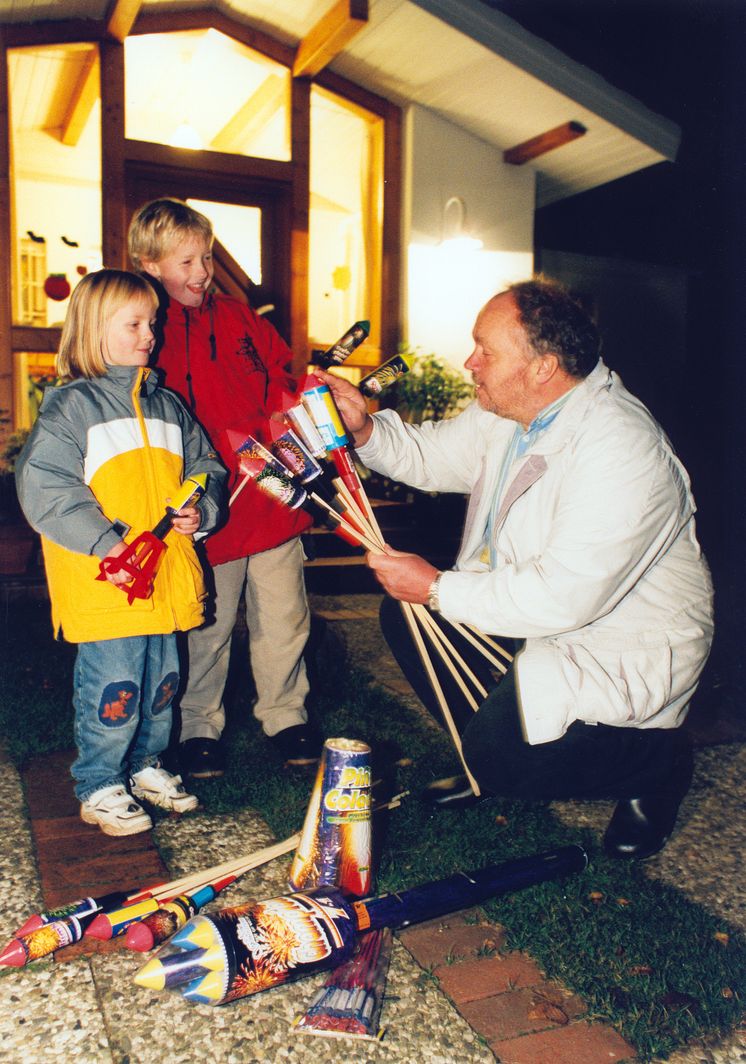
xmin=8 ymin=43 xmax=103 ymax=327
xmin=125 ymin=30 xmax=291 ymax=162
xmin=188 ymin=199 xmax=262 ymax=285
xmin=309 ymin=86 xmax=383 ymax=365
xmin=18 ymin=237 xmax=47 ymax=326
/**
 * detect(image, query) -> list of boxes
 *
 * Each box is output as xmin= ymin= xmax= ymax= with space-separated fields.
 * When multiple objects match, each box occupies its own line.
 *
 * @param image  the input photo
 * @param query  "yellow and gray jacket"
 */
xmin=16 ymin=364 xmax=227 ymax=642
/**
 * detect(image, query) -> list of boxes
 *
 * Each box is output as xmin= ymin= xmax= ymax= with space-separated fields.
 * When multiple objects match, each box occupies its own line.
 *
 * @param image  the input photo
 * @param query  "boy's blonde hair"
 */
xmin=128 ymin=198 xmax=214 ymax=269
xmin=57 ymin=269 xmax=158 ymax=381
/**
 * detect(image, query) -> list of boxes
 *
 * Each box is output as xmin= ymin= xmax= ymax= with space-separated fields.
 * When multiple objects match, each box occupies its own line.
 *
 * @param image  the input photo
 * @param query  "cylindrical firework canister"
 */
xmin=285 ymin=405 xmax=328 ymax=460
xmin=315 ymin=320 xmax=370 ymax=368
xmin=289 ymin=738 xmax=372 ymax=898
xmin=359 ymin=352 xmax=414 ymax=397
xmin=301 ymin=379 xmax=349 ymax=451
xmin=142 ymin=889 xmax=360 ymax=1006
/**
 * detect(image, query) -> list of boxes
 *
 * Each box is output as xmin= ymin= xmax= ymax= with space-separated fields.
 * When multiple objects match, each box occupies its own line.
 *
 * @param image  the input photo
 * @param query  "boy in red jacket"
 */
xmin=128 ymin=198 xmax=321 ymax=778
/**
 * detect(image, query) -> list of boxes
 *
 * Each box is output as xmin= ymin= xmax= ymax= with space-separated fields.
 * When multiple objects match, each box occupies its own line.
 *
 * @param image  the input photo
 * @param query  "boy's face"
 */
xmin=141 ymin=232 xmax=214 ymax=308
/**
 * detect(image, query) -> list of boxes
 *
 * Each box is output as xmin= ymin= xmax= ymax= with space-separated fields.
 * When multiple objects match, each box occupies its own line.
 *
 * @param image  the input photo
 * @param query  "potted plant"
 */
xmin=373 ymin=349 xmax=473 ymax=537
xmin=0 ymin=427 xmax=36 ymax=574
xmin=390 ymin=348 xmax=473 ymax=423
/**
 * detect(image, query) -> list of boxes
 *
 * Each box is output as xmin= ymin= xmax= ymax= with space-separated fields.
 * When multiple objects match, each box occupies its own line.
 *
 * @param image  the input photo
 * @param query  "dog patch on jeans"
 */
xmin=99 ymin=681 xmax=138 ymax=726
xmin=152 ymin=672 xmax=179 ymax=714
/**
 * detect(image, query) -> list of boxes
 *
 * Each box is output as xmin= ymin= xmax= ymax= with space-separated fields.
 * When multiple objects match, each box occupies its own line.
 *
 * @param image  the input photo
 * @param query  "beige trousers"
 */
xmin=179 ymin=537 xmax=310 ymax=741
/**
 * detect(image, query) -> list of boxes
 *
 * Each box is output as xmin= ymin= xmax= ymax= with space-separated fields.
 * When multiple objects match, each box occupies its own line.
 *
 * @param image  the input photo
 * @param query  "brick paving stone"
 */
xmin=22 ymin=749 xmax=79 ymax=818
xmin=435 ymin=952 xmax=546 ymax=1004
xmin=491 ymin=1020 xmax=637 ymax=1064
xmin=460 ymin=984 xmax=587 ymax=1043
xmin=399 ymin=910 xmax=505 ymax=969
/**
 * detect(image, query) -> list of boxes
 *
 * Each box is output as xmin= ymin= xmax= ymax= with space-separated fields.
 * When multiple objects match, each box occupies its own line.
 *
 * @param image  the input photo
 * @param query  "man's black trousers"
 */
xmin=379 ymin=596 xmax=690 ymax=800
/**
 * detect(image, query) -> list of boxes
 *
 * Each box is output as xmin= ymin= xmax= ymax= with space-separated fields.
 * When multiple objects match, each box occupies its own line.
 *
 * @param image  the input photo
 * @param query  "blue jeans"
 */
xmin=71 ymin=634 xmax=179 ymax=801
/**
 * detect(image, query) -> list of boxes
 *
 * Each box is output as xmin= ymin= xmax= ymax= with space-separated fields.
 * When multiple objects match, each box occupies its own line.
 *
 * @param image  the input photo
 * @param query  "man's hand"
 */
xmin=171 ymin=504 xmax=202 ymax=536
xmin=367 ymin=547 xmax=439 ymax=604
xmin=314 ymin=368 xmax=374 ymax=447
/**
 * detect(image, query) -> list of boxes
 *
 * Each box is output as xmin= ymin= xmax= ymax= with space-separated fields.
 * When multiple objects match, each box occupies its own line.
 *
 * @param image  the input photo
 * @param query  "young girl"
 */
xmin=16 ymin=269 xmax=226 ymax=836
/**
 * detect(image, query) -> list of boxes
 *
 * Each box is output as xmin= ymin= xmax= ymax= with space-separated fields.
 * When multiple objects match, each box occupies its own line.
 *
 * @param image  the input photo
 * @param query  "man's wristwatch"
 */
xmin=427 ymin=571 xmax=443 ymax=612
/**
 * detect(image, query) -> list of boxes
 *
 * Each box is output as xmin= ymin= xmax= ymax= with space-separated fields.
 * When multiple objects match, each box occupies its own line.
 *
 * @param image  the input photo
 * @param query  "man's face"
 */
xmin=464 ymin=293 xmax=536 ymax=426
xmin=142 ymin=232 xmax=214 ymax=308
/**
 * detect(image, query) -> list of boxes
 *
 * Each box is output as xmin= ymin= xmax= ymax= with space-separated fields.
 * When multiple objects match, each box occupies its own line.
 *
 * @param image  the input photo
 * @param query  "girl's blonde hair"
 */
xmin=56 ymin=269 xmax=158 ymax=381
xmin=128 ymin=198 xmax=214 ymax=270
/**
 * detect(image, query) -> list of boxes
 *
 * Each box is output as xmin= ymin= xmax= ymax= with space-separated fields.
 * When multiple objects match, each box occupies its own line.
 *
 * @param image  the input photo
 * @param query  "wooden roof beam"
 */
xmin=106 ymin=0 xmax=143 ymax=43
xmin=210 ymin=74 xmax=287 ymax=154
xmin=293 ymin=0 xmax=368 ymax=78
xmin=60 ymin=47 xmax=99 ymax=147
xmin=503 ymin=121 xmax=587 ymax=165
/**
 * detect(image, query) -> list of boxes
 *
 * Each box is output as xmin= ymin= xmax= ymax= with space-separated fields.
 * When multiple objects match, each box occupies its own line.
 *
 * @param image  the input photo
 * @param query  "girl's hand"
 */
xmin=101 ymin=540 xmax=134 ymax=587
xmin=171 ymin=504 xmax=202 ymax=536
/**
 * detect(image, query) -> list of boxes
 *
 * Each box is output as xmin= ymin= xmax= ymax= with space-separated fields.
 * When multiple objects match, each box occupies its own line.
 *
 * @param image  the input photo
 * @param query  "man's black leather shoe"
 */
xmin=421 ymin=774 xmax=485 ymax=810
xmin=180 ymin=737 xmax=225 ymax=780
xmin=270 ymin=723 xmax=322 ymax=767
xmin=603 ymin=793 xmax=683 ymax=860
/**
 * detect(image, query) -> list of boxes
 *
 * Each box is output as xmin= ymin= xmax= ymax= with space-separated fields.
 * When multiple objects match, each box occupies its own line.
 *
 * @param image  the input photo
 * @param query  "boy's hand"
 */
xmin=171 ymin=504 xmax=202 ymax=536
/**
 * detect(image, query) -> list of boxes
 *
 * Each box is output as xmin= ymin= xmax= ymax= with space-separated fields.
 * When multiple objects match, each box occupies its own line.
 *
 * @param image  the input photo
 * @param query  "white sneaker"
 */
xmin=80 ymin=784 xmax=153 ymax=836
xmin=130 ymin=766 xmax=199 ymax=813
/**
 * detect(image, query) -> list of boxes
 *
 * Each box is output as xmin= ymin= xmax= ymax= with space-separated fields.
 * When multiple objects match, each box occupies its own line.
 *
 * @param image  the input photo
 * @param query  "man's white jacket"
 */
xmin=358 ymin=360 xmax=714 ymax=745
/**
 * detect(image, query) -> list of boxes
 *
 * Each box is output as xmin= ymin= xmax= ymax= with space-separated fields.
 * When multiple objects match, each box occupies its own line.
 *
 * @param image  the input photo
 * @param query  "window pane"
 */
xmin=8 ymin=43 xmax=103 ymax=327
xmin=125 ymin=29 xmax=291 ymax=162
xmin=309 ymin=86 xmax=383 ymax=364
xmin=188 ymin=199 xmax=262 ymax=285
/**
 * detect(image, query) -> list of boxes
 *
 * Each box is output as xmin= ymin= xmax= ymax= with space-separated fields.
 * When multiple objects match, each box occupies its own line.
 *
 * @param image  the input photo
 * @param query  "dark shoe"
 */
xmin=421 ymin=774 xmax=485 ymax=810
xmin=179 ymin=738 xmax=225 ymax=780
xmin=603 ymin=794 xmax=684 ymax=860
xmin=604 ymin=734 xmax=692 ymax=860
xmin=270 ymin=724 xmax=322 ymax=767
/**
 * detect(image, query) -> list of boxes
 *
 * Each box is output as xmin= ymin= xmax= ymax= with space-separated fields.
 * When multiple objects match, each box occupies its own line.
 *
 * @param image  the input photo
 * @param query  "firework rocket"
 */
xmin=300 ymin=375 xmax=367 ymax=514
xmin=314 ymin=320 xmax=370 ymax=369
xmin=125 ymin=878 xmax=235 ymax=952
xmin=133 ymin=846 xmax=587 ymax=1007
xmin=0 ymin=915 xmax=87 ymax=967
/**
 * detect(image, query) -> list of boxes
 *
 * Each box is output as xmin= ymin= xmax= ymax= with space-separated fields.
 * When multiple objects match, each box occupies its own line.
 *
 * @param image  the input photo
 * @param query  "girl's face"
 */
xmin=104 ymin=295 xmax=156 ymax=367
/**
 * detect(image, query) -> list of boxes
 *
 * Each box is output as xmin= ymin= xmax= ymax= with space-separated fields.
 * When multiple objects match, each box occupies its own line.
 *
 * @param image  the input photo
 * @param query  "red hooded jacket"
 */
xmin=155 ymin=293 xmax=311 ymax=565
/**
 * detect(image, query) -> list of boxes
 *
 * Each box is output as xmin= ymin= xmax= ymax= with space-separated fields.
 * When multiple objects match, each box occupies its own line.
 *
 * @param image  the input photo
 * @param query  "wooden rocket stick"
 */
xmin=460 ymin=623 xmax=514 ymax=663
xmin=400 ymin=600 xmax=481 ymax=795
xmin=144 ymin=792 xmax=408 ymax=902
xmin=414 ymin=605 xmax=488 ymax=704
xmin=148 ymin=834 xmax=301 ymax=902
xmin=229 ymin=472 xmax=252 ymax=507
xmin=448 ymin=621 xmax=509 ymax=675
xmin=311 ymin=494 xmax=383 ymax=553
xmin=333 ymin=478 xmax=385 ymax=546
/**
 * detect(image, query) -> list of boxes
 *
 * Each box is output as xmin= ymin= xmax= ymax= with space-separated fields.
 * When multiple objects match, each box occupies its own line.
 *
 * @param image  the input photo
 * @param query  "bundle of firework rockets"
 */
xmin=232 ymin=319 xmax=514 ymax=796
